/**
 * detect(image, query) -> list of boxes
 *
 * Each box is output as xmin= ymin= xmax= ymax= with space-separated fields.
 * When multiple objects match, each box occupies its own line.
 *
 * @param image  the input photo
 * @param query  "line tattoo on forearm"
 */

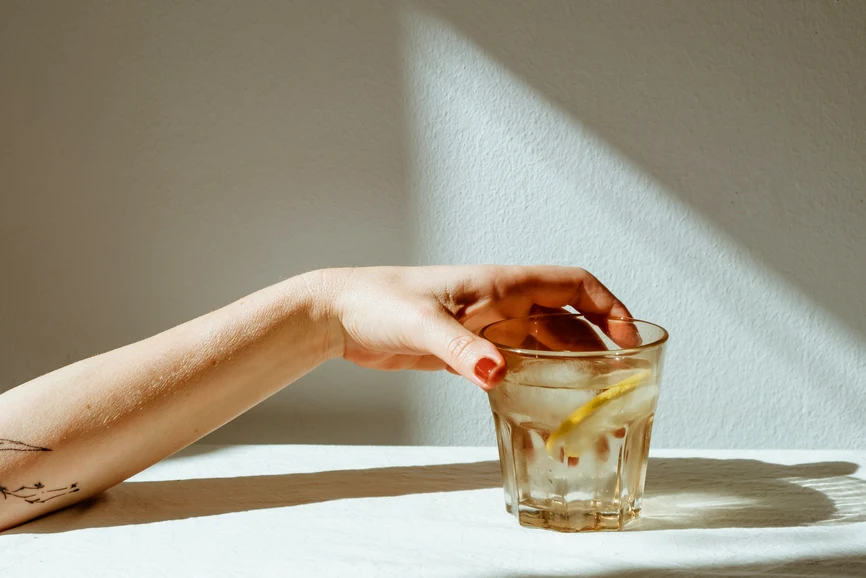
xmin=0 ymin=439 xmax=51 ymax=452
xmin=1 ymin=438 xmax=79 ymax=504
xmin=0 ymin=483 xmax=80 ymax=504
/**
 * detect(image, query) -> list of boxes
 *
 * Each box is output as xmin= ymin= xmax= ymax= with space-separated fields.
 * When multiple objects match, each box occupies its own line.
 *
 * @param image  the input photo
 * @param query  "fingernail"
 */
xmin=474 ymin=357 xmax=500 ymax=385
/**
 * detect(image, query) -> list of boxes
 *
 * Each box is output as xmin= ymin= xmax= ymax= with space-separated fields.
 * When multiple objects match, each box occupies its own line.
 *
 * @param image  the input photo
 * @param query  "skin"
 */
xmin=0 ymin=265 xmax=633 ymax=532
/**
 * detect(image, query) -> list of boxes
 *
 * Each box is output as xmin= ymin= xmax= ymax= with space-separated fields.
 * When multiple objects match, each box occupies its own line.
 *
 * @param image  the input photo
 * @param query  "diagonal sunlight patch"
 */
xmin=400 ymin=7 xmax=866 ymax=449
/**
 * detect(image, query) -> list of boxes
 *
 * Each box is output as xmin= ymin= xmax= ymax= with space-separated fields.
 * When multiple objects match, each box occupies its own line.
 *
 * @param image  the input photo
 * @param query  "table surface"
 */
xmin=2 ymin=445 xmax=866 ymax=577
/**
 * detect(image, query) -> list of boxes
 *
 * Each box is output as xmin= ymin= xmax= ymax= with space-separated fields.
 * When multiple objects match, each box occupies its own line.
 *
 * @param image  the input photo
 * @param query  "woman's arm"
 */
xmin=0 ymin=265 xmax=632 ymax=532
xmin=0 ymin=272 xmax=335 ymax=531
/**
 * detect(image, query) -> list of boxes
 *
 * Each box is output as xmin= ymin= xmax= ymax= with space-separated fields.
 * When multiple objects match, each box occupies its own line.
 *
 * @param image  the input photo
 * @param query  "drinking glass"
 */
xmin=482 ymin=313 xmax=668 ymax=532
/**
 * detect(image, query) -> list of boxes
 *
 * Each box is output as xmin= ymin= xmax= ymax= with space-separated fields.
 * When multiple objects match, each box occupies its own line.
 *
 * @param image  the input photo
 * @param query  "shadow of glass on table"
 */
xmin=6 ymin=456 xmax=866 ymax=535
xmin=629 ymin=457 xmax=866 ymax=531
xmin=508 ymin=554 xmax=866 ymax=578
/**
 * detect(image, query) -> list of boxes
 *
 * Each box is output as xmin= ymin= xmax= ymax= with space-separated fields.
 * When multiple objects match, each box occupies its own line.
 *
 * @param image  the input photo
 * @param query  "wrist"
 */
xmin=295 ymin=269 xmax=347 ymax=361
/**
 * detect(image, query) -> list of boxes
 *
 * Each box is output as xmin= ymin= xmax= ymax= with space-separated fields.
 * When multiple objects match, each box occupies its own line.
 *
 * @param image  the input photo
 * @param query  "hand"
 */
xmin=311 ymin=265 xmax=636 ymax=390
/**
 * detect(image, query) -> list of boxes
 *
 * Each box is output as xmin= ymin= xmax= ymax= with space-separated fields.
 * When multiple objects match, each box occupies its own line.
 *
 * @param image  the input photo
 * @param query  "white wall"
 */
xmin=2 ymin=1 xmax=864 ymax=449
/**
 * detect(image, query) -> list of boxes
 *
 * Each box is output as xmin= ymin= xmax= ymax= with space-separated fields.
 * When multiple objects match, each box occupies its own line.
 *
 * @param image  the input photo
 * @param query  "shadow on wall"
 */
xmin=205 ymin=406 xmax=408 ymax=445
xmin=420 ymin=0 xmax=866 ymax=340
xmin=10 ymin=457 xmax=866 ymax=535
xmin=4 ymin=0 xmax=864 ymax=449
xmin=203 ymin=363 xmax=409 ymax=445
xmin=0 ymin=1 xmax=412 ymax=443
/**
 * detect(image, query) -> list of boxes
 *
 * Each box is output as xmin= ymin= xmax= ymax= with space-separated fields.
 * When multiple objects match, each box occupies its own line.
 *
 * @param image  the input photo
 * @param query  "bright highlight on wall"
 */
xmin=400 ymin=7 xmax=866 ymax=449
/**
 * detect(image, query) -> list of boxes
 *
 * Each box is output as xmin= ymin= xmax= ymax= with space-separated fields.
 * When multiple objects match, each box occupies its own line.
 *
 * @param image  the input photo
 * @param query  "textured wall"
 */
xmin=2 ymin=1 xmax=864 ymax=449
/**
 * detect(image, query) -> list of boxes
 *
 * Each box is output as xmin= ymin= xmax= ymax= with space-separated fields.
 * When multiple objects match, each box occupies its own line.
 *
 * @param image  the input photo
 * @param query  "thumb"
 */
xmin=424 ymin=312 xmax=506 ymax=390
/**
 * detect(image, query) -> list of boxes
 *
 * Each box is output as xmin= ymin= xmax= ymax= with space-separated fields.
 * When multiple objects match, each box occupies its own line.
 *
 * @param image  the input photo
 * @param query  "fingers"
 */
xmin=518 ymin=266 xmax=629 ymax=315
xmin=528 ymin=313 xmax=611 ymax=352
xmin=423 ymin=308 xmax=506 ymax=390
xmin=485 ymin=304 xmax=608 ymax=352
xmin=498 ymin=267 xmax=640 ymax=348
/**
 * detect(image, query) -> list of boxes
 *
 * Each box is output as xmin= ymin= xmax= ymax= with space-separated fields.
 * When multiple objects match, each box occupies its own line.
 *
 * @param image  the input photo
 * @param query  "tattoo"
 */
xmin=0 ymin=439 xmax=51 ymax=452
xmin=0 ymin=482 xmax=79 ymax=504
xmin=0 ymin=438 xmax=77 ymax=505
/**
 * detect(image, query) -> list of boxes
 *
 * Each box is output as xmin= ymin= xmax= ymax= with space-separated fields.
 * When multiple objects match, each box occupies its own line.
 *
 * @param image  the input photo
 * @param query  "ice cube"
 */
xmin=495 ymin=380 xmax=596 ymax=428
xmin=508 ymin=358 xmax=598 ymax=388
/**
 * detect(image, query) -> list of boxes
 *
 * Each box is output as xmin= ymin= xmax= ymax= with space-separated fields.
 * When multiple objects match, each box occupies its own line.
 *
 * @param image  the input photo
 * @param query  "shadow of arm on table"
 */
xmin=8 ymin=457 xmax=866 ymax=535
xmin=511 ymin=554 xmax=866 ymax=578
xmin=6 ymin=460 xmax=502 ymax=534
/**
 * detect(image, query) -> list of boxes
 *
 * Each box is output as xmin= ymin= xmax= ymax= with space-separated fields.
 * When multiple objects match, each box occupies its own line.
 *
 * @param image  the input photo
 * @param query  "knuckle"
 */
xmin=417 ymin=302 xmax=443 ymax=325
xmin=445 ymin=334 xmax=476 ymax=364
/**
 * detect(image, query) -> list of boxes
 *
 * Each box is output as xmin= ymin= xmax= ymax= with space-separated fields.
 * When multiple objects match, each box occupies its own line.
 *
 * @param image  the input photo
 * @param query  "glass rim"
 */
xmin=479 ymin=312 xmax=669 ymax=358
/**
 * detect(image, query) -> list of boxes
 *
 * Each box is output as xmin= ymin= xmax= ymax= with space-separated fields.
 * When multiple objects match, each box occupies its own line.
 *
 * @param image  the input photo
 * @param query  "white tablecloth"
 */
xmin=2 ymin=445 xmax=866 ymax=577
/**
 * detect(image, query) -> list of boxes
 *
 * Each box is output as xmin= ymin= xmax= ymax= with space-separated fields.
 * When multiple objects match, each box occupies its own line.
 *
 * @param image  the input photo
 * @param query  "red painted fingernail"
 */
xmin=474 ymin=357 xmax=499 ymax=384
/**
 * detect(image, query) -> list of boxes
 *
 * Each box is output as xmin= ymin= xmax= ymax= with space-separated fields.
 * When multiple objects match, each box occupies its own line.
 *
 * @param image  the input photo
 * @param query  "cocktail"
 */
xmin=482 ymin=313 xmax=668 ymax=532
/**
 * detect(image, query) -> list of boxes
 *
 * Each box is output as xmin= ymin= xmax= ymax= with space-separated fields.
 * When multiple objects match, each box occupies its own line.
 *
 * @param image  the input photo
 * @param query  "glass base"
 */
xmin=505 ymin=502 xmax=641 ymax=532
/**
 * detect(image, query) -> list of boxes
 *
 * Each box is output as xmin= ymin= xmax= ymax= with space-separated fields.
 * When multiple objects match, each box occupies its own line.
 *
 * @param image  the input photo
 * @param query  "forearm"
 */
xmin=0 ymin=272 xmax=336 ymax=531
